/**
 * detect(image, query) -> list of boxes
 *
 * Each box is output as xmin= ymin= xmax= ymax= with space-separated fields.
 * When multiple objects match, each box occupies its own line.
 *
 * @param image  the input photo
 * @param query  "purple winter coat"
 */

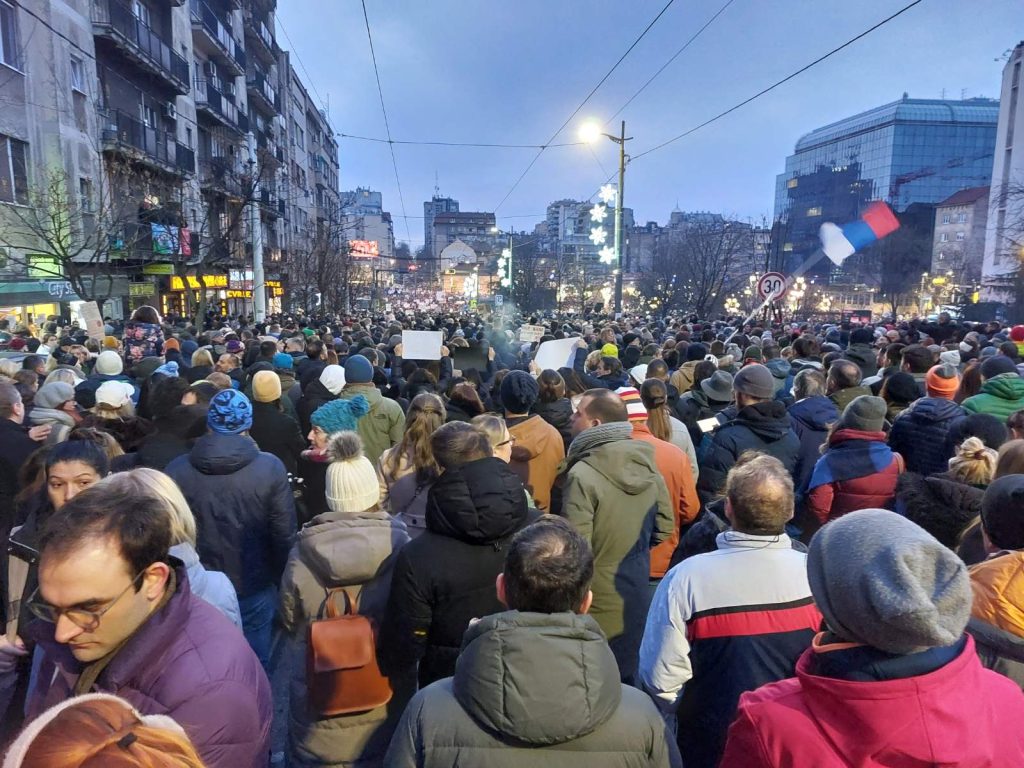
xmin=27 ymin=564 xmax=272 ymax=768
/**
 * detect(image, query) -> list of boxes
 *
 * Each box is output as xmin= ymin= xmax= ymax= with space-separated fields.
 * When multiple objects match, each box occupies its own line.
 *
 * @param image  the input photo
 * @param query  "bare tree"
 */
xmin=0 ymin=160 xmax=150 ymax=305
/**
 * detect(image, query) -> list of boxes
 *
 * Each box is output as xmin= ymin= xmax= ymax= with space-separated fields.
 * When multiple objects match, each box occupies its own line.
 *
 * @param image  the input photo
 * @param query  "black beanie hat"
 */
xmin=982 ymin=475 xmax=1024 ymax=550
xmin=981 ymin=355 xmax=1018 ymax=380
xmin=500 ymin=370 xmax=539 ymax=415
xmin=850 ymin=327 xmax=874 ymax=346
xmin=686 ymin=343 xmax=708 ymax=362
xmin=883 ymin=372 xmax=920 ymax=405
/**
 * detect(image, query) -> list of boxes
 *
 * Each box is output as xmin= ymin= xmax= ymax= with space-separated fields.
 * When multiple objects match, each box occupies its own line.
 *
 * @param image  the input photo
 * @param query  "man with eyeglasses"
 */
xmin=500 ymin=370 xmax=564 ymax=513
xmin=17 ymin=480 xmax=272 ymax=767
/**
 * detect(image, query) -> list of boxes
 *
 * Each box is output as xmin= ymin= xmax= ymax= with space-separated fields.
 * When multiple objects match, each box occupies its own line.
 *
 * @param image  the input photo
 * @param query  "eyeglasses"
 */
xmin=497 ymin=436 xmax=516 ymax=448
xmin=27 ymin=571 xmax=146 ymax=632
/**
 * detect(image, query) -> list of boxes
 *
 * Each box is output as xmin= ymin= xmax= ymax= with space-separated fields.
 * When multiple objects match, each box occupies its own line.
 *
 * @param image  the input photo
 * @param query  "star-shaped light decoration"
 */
xmin=589 ymin=227 xmax=607 ymax=246
xmin=598 ymin=246 xmax=616 ymax=264
xmin=497 ymin=257 xmax=506 ymax=270
xmin=590 ymin=203 xmax=607 ymax=223
xmin=500 ymin=277 xmax=511 ymax=288
xmin=501 ymin=248 xmax=511 ymax=259
xmin=598 ymin=184 xmax=617 ymax=204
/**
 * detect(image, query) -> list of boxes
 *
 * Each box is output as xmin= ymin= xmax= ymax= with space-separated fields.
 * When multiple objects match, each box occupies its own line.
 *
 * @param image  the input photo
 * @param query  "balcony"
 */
xmin=190 ymin=0 xmax=246 ymax=76
xmin=92 ymin=0 xmax=190 ymax=94
xmin=246 ymin=69 xmax=277 ymax=115
xmin=259 ymin=187 xmax=280 ymax=218
xmin=99 ymin=107 xmax=194 ymax=176
xmin=199 ymin=155 xmax=243 ymax=197
xmin=194 ymin=78 xmax=247 ymax=133
xmin=243 ymin=11 xmax=276 ymax=64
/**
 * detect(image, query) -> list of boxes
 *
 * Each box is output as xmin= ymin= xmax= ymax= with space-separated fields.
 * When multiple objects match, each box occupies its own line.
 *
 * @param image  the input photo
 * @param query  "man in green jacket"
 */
xmin=337 ymin=354 xmax=404 ymax=464
xmin=384 ymin=517 xmax=681 ymax=768
xmin=963 ymin=356 xmax=1024 ymax=422
xmin=560 ymin=388 xmax=673 ymax=684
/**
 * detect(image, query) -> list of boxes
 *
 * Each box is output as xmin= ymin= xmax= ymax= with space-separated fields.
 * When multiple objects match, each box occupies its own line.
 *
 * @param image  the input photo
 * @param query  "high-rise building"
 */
xmin=932 ymin=186 xmax=990 ymax=284
xmin=0 ymin=0 xmax=330 ymax=322
xmin=775 ymin=96 xmax=999 ymax=282
xmin=423 ymin=193 xmax=458 ymax=259
xmin=340 ymin=187 xmax=395 ymax=260
xmin=432 ymin=211 xmax=497 ymax=262
xmin=982 ymin=42 xmax=1024 ymax=299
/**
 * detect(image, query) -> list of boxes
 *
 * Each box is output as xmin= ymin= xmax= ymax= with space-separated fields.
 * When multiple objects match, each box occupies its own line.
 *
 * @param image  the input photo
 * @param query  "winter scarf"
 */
xmin=564 ymin=421 xmax=633 ymax=470
xmin=808 ymin=429 xmax=895 ymax=491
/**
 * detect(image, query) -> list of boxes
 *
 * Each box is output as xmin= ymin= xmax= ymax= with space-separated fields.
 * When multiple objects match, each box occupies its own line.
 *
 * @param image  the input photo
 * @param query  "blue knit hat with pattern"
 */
xmin=207 ymin=389 xmax=253 ymax=434
xmin=311 ymin=395 xmax=370 ymax=434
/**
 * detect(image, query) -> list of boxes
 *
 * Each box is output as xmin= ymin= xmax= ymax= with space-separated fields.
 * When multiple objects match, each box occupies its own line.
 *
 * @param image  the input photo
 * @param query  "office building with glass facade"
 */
xmin=775 ymin=96 xmax=999 ymax=281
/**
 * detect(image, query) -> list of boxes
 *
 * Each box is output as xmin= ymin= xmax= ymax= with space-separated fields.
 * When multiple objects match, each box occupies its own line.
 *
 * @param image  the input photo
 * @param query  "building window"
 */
xmin=185 ymin=126 xmax=193 ymax=148
xmin=786 ymin=178 xmax=798 ymax=189
xmin=132 ymin=1 xmax=151 ymax=26
xmin=70 ymin=56 xmax=85 ymax=93
xmin=806 ymin=206 xmax=822 ymax=217
xmin=957 ymin=212 xmax=968 ymax=224
xmin=0 ymin=134 xmax=28 ymax=205
xmin=941 ymin=214 xmax=950 ymax=224
xmin=956 ymin=231 xmax=965 ymax=241
xmin=0 ymin=0 xmax=18 ymax=70
xmin=79 ymin=178 xmax=92 ymax=212
xmin=940 ymin=233 xmax=949 ymax=242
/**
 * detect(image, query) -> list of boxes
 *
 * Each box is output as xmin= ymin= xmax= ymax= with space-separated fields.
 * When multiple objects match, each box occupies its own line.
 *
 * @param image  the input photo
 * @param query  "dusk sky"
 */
xmin=275 ymin=0 xmax=1021 ymax=247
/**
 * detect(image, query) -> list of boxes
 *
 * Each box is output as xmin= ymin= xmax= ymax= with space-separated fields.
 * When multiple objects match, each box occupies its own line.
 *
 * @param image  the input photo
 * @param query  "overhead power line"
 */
xmin=606 ymin=0 xmax=738 ymax=124
xmin=337 ymin=133 xmax=585 ymax=149
xmin=630 ymin=0 xmax=926 ymax=163
xmin=360 ymin=0 xmax=412 ymax=243
xmin=493 ymin=0 xmax=678 ymax=213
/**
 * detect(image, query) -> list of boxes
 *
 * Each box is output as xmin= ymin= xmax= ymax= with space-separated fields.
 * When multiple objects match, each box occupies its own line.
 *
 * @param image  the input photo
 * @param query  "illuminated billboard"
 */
xmin=350 ymin=240 xmax=380 ymax=259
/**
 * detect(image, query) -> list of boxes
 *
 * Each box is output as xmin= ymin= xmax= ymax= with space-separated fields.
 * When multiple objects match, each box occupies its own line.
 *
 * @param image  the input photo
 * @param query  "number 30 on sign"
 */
xmin=756 ymin=272 xmax=788 ymax=301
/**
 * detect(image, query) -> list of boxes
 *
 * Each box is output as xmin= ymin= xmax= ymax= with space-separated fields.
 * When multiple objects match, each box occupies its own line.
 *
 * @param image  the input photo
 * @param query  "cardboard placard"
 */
xmin=401 ymin=330 xmax=443 ymax=361
xmin=518 ymin=324 xmax=545 ymax=343
xmin=79 ymin=301 xmax=104 ymax=341
xmin=534 ymin=337 xmax=578 ymax=373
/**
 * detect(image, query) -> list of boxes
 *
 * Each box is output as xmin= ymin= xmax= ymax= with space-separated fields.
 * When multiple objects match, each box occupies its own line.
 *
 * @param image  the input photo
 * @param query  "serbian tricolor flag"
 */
xmin=818 ymin=201 xmax=900 ymax=266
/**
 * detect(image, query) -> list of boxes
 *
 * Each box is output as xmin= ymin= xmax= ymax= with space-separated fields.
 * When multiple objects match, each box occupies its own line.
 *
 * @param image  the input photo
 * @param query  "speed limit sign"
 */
xmin=756 ymin=272 xmax=788 ymax=301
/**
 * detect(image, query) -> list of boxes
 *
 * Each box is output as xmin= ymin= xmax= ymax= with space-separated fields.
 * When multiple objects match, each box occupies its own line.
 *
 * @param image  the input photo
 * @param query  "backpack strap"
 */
xmin=5 ymin=526 xmax=32 ymax=643
xmin=321 ymin=587 xmax=359 ymax=620
xmin=893 ymin=452 xmax=905 ymax=474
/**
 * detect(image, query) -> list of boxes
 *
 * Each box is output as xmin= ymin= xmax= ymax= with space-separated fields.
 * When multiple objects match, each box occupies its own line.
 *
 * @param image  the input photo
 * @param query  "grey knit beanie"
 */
xmin=808 ymin=509 xmax=970 ymax=654
xmin=838 ymin=395 xmax=887 ymax=432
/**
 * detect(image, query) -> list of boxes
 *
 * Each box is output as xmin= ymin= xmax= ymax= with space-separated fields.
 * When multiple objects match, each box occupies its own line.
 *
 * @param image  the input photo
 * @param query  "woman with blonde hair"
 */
xmin=996 ymin=438 xmax=1024 ymax=478
xmin=3 ymin=693 xmax=204 ymax=768
xmin=378 ymin=393 xmax=445 ymax=537
xmin=947 ymin=436 xmax=998 ymax=488
xmin=92 ymin=468 xmax=240 ymax=626
xmin=470 ymin=414 xmax=515 ymax=464
xmin=186 ymin=348 xmax=215 ymax=383
xmin=77 ymin=380 xmax=153 ymax=453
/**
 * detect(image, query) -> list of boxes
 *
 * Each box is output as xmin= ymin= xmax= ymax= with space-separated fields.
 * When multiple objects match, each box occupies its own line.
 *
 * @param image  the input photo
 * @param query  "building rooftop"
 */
xmin=434 ymin=212 xmax=495 ymax=223
xmin=794 ymin=96 xmax=1000 ymax=153
xmin=937 ymin=186 xmax=990 ymax=208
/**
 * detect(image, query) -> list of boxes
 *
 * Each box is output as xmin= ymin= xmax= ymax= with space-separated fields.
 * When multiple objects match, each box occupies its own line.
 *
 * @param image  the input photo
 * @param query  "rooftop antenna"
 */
xmin=434 ymin=170 xmax=439 ymax=198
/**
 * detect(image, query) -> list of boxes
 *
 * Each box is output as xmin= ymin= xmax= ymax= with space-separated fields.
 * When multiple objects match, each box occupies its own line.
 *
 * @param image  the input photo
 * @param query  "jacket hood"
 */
xmin=844 ymin=343 xmax=876 ymax=366
xmin=532 ymin=398 xmax=573 ymax=426
xmin=509 ymin=414 xmax=561 ymax=460
xmin=577 ymin=438 xmax=660 ymax=495
xmin=789 ymin=395 xmax=838 ymax=431
xmin=793 ymin=636 xmax=1006 ymax=766
xmin=296 ymin=509 xmax=406 ymax=585
xmin=905 ymin=396 xmax=965 ymax=425
xmin=303 ymin=378 xmax=336 ymax=402
xmin=765 ymin=358 xmax=790 ymax=379
xmin=189 ymin=432 xmax=260 ymax=474
xmin=981 ymin=373 xmax=1024 ymax=401
xmin=453 ymin=611 xmax=621 ymax=745
xmin=426 ymin=457 xmax=530 ymax=543
xmin=340 ymin=383 xmax=382 ymax=405
xmin=731 ymin=400 xmax=792 ymax=442
xmin=970 ymin=552 xmax=1024 ymax=640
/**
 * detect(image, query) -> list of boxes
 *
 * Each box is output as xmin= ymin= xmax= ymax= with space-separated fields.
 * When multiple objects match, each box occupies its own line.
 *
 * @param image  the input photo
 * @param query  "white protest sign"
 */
xmin=518 ymin=324 xmax=545 ymax=343
xmin=401 ymin=330 xmax=443 ymax=360
xmin=533 ymin=337 xmax=578 ymax=372
xmin=79 ymin=301 xmax=104 ymax=341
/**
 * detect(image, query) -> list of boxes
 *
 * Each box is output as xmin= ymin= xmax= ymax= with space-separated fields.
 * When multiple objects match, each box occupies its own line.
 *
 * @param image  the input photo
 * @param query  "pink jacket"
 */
xmin=720 ymin=635 xmax=1024 ymax=767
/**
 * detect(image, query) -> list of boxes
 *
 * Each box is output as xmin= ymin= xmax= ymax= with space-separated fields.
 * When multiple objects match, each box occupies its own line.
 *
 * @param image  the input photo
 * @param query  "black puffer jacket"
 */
xmin=888 ymin=397 xmax=967 ymax=476
xmin=894 ymin=471 xmax=983 ymax=549
xmin=249 ymin=401 xmax=305 ymax=474
xmin=381 ymin=457 xmax=537 ymax=689
xmin=697 ymin=401 xmax=800 ymax=505
xmin=532 ymin=397 xmax=574 ymax=452
xmin=296 ymin=378 xmax=336 ymax=435
xmin=165 ymin=433 xmax=296 ymax=598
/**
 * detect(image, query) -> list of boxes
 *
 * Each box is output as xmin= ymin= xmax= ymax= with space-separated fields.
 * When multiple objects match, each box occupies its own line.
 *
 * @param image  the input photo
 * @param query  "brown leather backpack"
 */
xmin=307 ymin=588 xmax=392 ymax=717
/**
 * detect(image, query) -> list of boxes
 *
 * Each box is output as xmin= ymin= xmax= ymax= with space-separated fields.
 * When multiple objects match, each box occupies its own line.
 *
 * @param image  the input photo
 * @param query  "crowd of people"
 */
xmin=2 ymin=306 xmax=1024 ymax=766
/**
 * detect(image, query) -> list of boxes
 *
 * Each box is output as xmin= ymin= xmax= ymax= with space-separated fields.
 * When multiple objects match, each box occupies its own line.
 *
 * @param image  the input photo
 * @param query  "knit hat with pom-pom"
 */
xmin=325 ymin=431 xmax=380 ymax=513
xmin=310 ymin=395 xmax=369 ymax=435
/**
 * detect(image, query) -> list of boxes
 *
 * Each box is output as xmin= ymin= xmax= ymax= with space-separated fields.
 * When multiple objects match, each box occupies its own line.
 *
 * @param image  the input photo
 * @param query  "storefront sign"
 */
xmin=129 ymin=281 xmax=155 ymax=297
xmin=46 ymin=281 xmax=76 ymax=299
xmin=265 ymin=279 xmax=284 ymax=298
xmin=28 ymin=254 xmax=63 ymax=279
xmin=226 ymin=289 xmax=252 ymax=299
xmin=143 ymin=263 xmax=175 ymax=275
xmin=170 ymin=274 xmax=228 ymax=290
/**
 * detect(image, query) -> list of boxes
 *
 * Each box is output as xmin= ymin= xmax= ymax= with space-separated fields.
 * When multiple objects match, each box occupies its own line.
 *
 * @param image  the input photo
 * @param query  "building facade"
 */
xmin=775 ymin=96 xmax=999 ymax=282
xmin=932 ymin=186 xmax=989 ymax=285
xmin=431 ymin=211 xmax=497 ymax=261
xmin=0 ymin=0 xmax=332 ymax=324
xmin=422 ymin=193 xmax=458 ymax=262
xmin=982 ymin=42 xmax=1024 ymax=299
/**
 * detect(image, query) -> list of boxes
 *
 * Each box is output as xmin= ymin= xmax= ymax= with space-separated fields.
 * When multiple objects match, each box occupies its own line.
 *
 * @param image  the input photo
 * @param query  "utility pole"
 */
xmin=612 ymin=120 xmax=630 ymax=314
xmin=247 ymin=131 xmax=266 ymax=322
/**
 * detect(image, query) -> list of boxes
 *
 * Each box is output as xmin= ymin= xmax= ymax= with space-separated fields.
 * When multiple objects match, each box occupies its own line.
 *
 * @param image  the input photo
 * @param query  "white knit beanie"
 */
xmin=325 ymin=431 xmax=379 ymax=513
